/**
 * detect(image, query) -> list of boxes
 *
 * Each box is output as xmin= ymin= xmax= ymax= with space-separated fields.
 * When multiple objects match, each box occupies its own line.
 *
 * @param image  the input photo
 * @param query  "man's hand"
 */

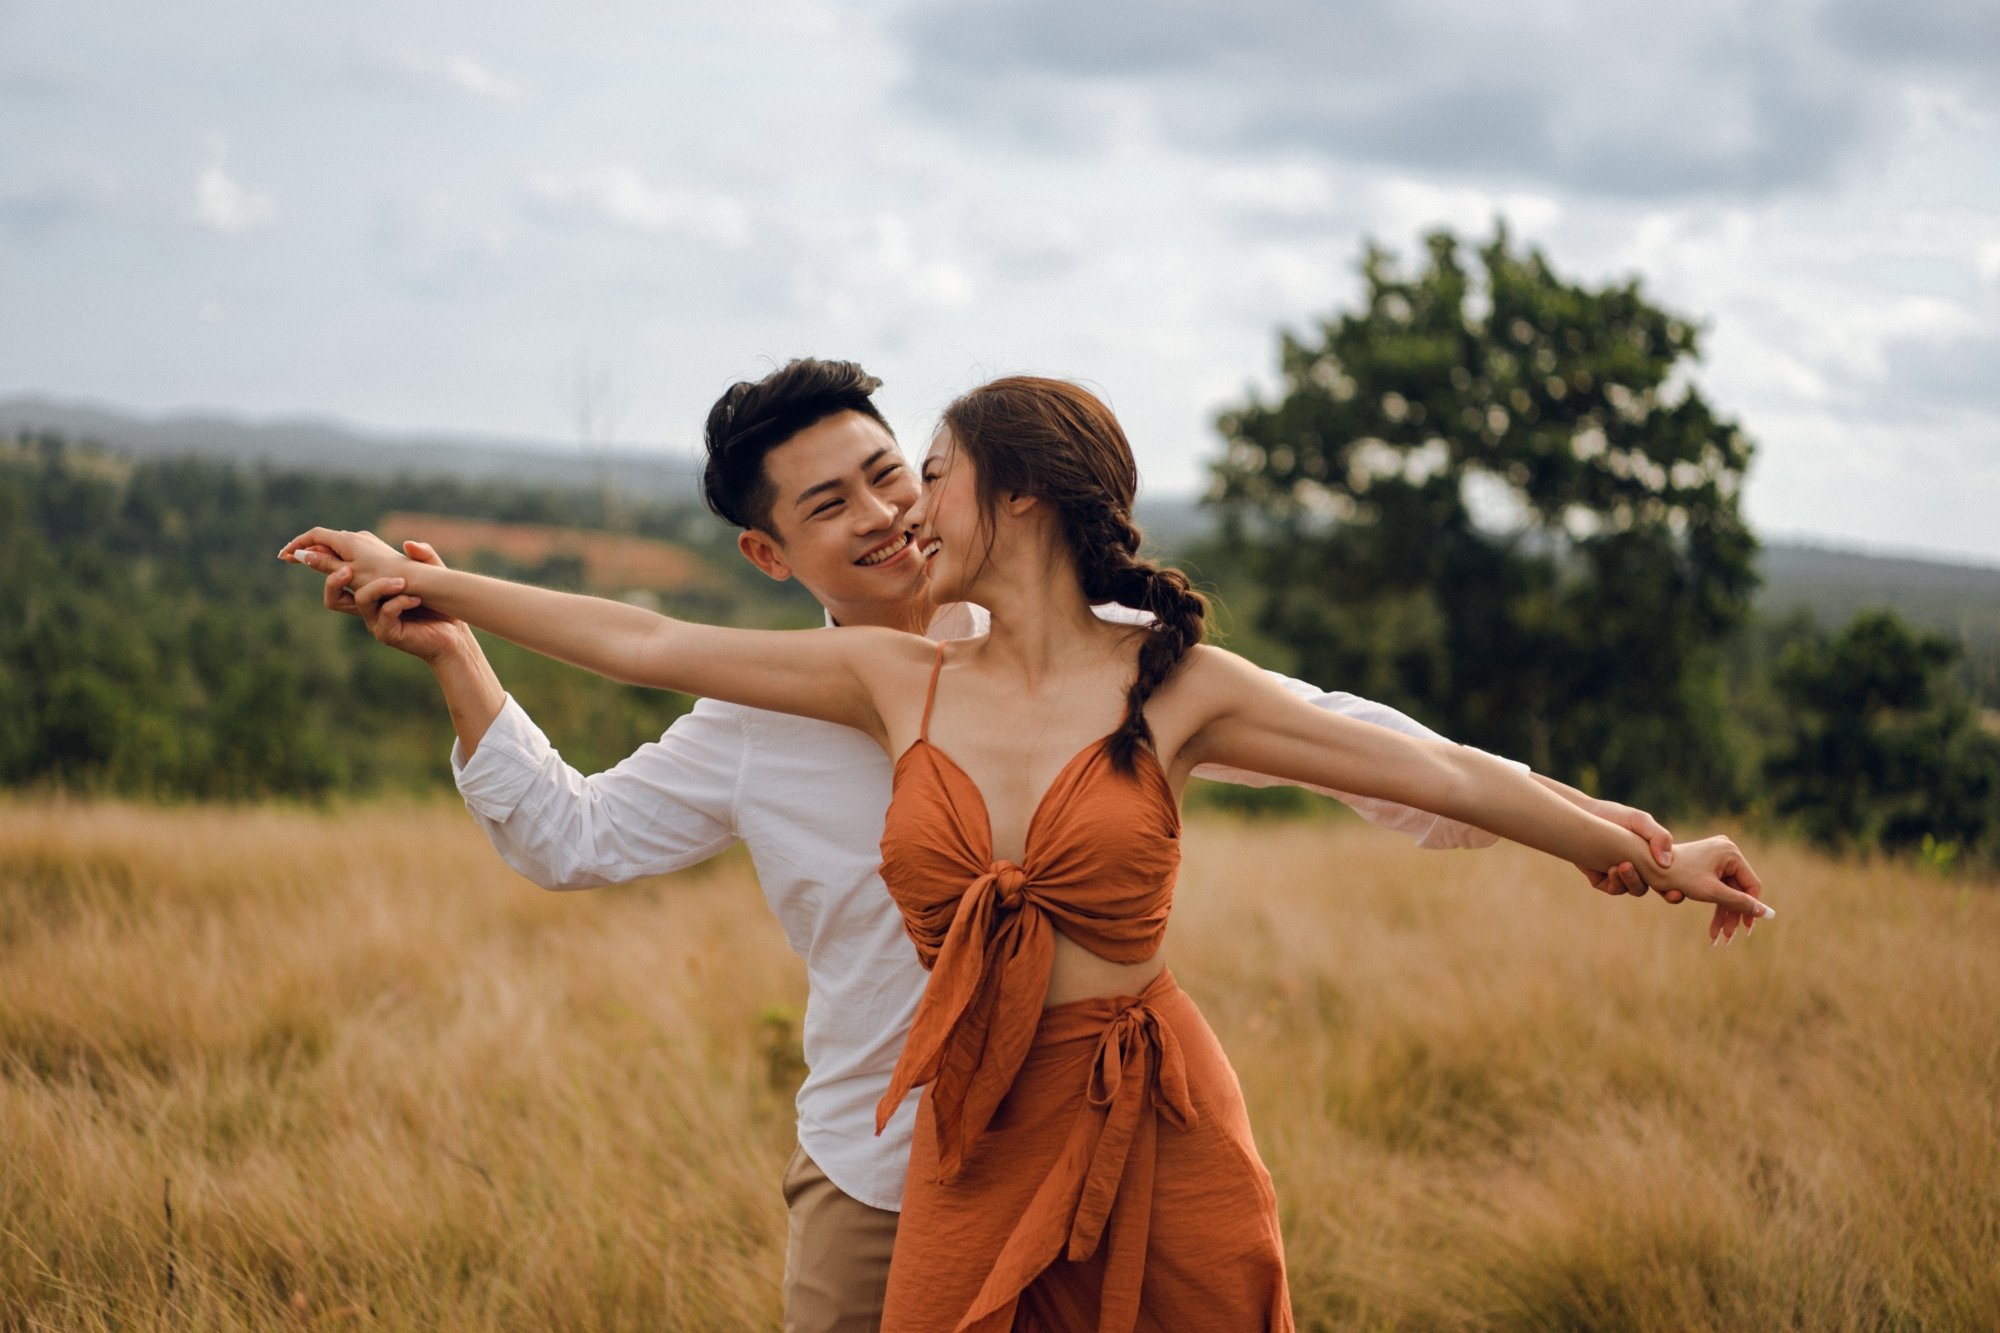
xmin=1571 ymin=796 xmax=1684 ymax=903
xmin=307 ymin=539 xmax=469 ymax=664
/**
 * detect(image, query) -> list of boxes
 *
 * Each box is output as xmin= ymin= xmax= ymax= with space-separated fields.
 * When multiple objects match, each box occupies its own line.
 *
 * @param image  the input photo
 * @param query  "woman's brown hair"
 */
xmin=939 ymin=376 xmax=1207 ymax=773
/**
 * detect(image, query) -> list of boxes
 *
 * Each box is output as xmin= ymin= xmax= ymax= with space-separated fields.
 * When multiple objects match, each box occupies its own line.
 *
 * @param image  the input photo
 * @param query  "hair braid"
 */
xmin=1069 ymin=499 xmax=1208 ymax=772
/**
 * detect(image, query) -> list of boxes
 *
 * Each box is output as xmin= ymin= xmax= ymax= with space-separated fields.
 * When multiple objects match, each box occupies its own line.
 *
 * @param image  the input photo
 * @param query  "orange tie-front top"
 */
xmin=875 ymin=640 xmax=1183 ymax=1181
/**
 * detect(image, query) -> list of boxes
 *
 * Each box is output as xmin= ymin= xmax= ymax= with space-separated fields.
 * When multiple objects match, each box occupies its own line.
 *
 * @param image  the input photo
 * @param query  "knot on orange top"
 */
xmin=876 ymin=729 xmax=1181 ymax=1188
xmin=987 ymin=861 xmax=1028 ymax=907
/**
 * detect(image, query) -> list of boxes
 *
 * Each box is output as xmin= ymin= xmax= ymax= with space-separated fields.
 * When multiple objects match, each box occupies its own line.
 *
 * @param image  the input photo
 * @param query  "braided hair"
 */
xmin=939 ymin=376 xmax=1207 ymax=773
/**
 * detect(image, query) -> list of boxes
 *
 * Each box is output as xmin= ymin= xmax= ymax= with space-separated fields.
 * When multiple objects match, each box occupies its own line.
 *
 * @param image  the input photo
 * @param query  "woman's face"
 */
xmin=907 ymin=426 xmax=989 ymax=605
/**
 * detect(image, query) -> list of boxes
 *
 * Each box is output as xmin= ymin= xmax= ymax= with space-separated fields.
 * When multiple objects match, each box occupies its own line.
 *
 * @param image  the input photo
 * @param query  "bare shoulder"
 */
xmin=1150 ymin=644 xmax=1277 ymax=771
xmin=1153 ymin=643 xmax=1270 ymax=723
xmin=1178 ymin=643 xmax=1268 ymax=692
xmin=827 ymin=623 xmax=939 ymax=674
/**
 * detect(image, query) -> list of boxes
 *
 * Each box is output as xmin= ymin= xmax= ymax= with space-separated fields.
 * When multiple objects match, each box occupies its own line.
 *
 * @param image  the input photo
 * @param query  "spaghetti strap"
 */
xmin=918 ymin=640 xmax=948 ymax=740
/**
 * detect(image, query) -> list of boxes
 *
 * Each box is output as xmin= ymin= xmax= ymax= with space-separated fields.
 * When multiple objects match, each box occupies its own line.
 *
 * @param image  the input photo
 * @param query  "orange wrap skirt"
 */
xmin=881 ymin=970 xmax=1293 ymax=1332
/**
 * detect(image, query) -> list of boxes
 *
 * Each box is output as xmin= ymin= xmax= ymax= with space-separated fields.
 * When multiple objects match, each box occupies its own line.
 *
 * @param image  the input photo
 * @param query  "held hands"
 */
xmin=299 ymin=537 xmax=466 ymax=663
xmin=1575 ymin=798 xmax=1679 ymax=902
xmin=1570 ymin=797 xmax=1767 ymax=944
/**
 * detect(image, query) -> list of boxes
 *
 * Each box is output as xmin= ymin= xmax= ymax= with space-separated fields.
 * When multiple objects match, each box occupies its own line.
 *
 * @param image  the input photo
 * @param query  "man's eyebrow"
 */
xmin=791 ymin=450 xmax=896 ymax=508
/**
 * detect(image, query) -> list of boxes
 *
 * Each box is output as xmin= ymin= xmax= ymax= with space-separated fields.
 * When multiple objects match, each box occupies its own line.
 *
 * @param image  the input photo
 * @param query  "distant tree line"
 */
xmin=0 ymin=436 xmax=813 ymax=801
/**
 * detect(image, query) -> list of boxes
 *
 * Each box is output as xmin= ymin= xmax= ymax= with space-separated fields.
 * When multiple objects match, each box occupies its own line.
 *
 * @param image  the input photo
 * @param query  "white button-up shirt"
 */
xmin=452 ymin=603 xmax=1517 ymax=1211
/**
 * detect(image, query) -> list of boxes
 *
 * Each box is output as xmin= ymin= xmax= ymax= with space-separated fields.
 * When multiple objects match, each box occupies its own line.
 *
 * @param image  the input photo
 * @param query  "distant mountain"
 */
xmin=0 ymin=393 xmax=705 ymax=502
xmin=1756 ymin=541 xmax=2000 ymax=650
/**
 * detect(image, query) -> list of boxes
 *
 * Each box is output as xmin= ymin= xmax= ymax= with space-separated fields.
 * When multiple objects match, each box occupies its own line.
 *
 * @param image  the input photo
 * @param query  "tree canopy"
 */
xmin=1207 ymin=226 xmax=1758 ymax=813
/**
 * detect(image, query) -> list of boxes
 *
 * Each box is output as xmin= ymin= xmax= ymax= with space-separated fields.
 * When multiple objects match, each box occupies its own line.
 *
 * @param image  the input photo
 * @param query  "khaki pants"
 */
xmin=782 ymin=1143 xmax=900 ymax=1333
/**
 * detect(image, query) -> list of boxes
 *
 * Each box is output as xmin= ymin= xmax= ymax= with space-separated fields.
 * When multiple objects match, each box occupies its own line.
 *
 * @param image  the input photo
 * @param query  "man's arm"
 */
xmin=319 ymin=548 xmax=505 ymax=757
xmin=327 ymin=547 xmax=745 ymax=891
xmin=451 ymin=690 xmax=745 ymax=891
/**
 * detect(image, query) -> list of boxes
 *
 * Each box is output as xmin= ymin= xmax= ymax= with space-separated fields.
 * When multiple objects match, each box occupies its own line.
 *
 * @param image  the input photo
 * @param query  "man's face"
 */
xmin=739 ymin=411 xmax=934 ymax=615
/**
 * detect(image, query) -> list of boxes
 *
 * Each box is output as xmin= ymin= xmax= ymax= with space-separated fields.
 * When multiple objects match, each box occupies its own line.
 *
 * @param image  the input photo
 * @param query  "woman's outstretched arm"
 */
xmin=1174 ymin=645 xmax=1773 ymax=923
xmin=279 ymin=527 xmax=909 ymax=741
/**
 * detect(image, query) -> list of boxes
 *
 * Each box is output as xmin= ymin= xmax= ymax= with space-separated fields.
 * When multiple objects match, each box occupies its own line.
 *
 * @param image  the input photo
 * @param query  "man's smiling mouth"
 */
xmin=856 ymin=531 xmax=915 ymax=566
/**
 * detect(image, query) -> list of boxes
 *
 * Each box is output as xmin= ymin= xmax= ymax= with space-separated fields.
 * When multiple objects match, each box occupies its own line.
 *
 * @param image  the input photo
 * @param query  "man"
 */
xmin=308 ymin=359 xmax=1677 ymax=1332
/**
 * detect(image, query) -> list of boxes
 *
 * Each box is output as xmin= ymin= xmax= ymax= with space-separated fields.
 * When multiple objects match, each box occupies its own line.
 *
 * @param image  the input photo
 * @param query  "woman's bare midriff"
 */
xmin=1045 ymin=931 xmax=1165 ymax=1007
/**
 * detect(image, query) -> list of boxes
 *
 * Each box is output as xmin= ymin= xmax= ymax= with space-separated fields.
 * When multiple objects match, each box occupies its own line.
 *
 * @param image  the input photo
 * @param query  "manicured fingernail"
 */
xmin=1710 ymin=935 xmax=1720 ymax=948
xmin=1757 ymin=903 xmax=1776 ymax=920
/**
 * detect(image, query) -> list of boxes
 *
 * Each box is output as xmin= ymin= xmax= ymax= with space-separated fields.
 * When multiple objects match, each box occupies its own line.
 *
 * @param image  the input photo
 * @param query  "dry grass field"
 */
xmin=2 ymin=799 xmax=1997 ymax=1331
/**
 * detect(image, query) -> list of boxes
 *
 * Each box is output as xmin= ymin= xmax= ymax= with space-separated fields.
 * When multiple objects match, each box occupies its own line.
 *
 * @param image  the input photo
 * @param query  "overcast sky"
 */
xmin=3 ymin=0 xmax=1997 ymax=561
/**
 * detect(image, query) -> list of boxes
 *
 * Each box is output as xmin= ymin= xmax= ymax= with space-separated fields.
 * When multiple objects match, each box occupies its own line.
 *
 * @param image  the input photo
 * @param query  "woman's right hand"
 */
xmin=279 ymin=527 xmax=412 ymax=589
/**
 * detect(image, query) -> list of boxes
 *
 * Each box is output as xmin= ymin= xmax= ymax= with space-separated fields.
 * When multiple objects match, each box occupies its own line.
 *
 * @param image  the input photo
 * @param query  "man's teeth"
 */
xmin=857 ymin=532 xmax=912 ymax=566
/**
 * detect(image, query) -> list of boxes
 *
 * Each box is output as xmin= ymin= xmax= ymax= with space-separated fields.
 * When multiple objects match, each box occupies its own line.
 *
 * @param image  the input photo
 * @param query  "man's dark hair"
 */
xmin=701 ymin=358 xmax=892 ymax=533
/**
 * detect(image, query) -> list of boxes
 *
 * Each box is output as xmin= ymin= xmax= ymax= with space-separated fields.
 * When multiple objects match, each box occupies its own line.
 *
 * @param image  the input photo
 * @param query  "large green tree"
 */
xmin=1207 ymin=227 xmax=1758 ymax=813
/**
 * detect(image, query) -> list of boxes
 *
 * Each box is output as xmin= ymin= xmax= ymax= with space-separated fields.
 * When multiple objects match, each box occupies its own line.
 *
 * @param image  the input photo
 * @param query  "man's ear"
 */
xmin=738 ymin=527 xmax=793 ymax=582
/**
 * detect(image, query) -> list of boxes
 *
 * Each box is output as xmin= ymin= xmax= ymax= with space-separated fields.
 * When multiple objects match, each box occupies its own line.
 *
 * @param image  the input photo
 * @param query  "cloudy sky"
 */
xmin=3 ymin=0 xmax=1997 ymax=561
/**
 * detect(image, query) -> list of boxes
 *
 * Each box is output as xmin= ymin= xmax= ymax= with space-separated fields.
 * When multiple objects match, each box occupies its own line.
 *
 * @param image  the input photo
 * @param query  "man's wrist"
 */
xmin=425 ymin=625 xmax=485 ymax=671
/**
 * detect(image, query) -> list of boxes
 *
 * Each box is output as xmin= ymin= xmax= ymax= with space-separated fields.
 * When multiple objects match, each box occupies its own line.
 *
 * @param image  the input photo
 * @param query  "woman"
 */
xmin=282 ymin=376 xmax=1771 ymax=1331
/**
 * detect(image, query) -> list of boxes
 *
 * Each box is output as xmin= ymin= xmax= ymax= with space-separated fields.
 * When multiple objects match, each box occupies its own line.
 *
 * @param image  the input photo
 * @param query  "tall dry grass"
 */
xmin=2 ymin=799 xmax=1996 ymax=1331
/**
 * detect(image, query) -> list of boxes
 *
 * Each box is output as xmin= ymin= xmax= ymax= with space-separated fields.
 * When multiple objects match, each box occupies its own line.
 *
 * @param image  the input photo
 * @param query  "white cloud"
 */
xmin=1978 ymin=239 xmax=2000 ymax=283
xmin=1365 ymin=177 xmax=1563 ymax=244
xmin=354 ymin=47 xmax=526 ymax=101
xmin=186 ymin=143 xmax=276 ymax=234
xmin=443 ymin=56 xmax=521 ymax=101
xmin=795 ymin=213 xmax=975 ymax=318
xmin=1801 ymin=293 xmax=1983 ymax=382
xmin=525 ymin=166 xmax=750 ymax=248
xmin=1210 ymin=162 xmax=1340 ymax=218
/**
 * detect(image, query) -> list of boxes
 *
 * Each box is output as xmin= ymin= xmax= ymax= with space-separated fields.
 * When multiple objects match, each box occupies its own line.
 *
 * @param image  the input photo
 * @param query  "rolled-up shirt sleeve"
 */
xmin=1188 ymin=672 xmax=1528 ymax=849
xmin=453 ymin=694 xmax=744 ymax=889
